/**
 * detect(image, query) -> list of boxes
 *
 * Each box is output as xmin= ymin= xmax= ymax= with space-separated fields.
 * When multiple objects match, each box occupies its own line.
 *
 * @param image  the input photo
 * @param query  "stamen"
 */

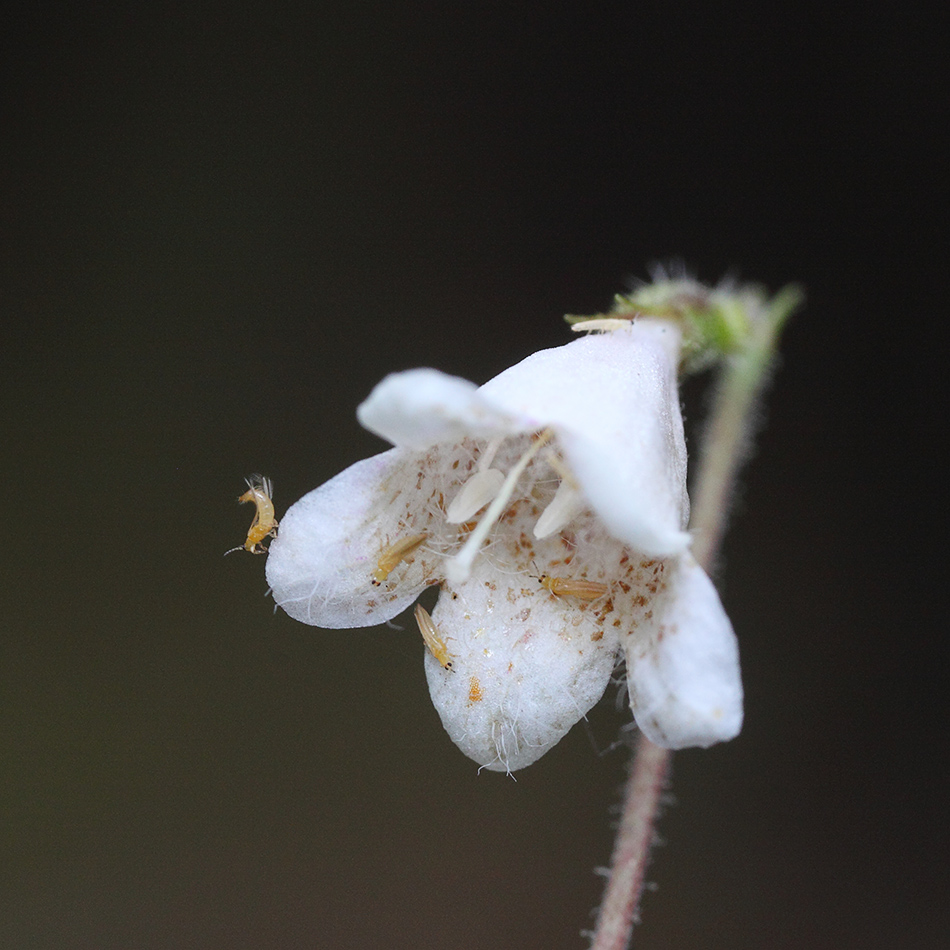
xmin=478 ymin=435 xmax=505 ymax=470
xmin=446 ymin=468 xmax=505 ymax=523
xmin=534 ymin=479 xmax=584 ymax=539
xmin=446 ymin=435 xmax=507 ymax=523
xmin=446 ymin=429 xmax=553 ymax=584
xmin=542 ymin=448 xmax=579 ymax=489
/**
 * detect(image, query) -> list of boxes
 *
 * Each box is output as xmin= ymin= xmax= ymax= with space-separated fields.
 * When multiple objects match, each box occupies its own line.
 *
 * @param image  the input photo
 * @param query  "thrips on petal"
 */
xmin=226 ymin=475 xmax=278 ymax=556
xmin=415 ymin=602 xmax=455 ymax=671
xmin=372 ymin=533 xmax=428 ymax=585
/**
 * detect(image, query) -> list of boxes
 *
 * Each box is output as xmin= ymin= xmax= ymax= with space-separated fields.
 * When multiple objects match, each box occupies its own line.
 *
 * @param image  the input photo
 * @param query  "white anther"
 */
xmin=446 ymin=468 xmax=506 ymax=523
xmin=533 ymin=479 xmax=584 ymax=539
xmin=478 ymin=435 xmax=504 ymax=471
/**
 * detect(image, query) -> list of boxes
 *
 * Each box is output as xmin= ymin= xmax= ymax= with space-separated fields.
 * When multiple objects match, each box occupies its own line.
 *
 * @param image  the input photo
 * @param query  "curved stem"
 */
xmin=589 ymin=290 xmax=796 ymax=950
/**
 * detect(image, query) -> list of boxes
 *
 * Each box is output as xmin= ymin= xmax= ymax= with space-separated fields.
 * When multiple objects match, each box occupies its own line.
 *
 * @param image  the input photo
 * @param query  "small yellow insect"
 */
xmin=225 ymin=474 xmax=278 ymax=555
xmin=535 ymin=573 xmax=609 ymax=601
xmin=372 ymin=533 xmax=428 ymax=585
xmin=414 ymin=603 xmax=455 ymax=672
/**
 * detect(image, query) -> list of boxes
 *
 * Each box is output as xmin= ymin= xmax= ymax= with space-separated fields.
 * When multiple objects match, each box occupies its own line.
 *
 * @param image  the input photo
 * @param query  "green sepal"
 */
xmin=566 ymin=277 xmax=803 ymax=376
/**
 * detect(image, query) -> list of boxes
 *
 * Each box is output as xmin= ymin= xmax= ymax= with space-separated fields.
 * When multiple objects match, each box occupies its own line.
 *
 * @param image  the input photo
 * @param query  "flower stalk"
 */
xmin=690 ymin=284 xmax=802 ymax=570
xmin=587 ymin=281 xmax=800 ymax=950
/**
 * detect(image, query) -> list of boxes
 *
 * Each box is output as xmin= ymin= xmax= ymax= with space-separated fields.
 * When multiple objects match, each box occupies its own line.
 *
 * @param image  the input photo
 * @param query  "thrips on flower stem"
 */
xmin=225 ymin=475 xmax=278 ymax=555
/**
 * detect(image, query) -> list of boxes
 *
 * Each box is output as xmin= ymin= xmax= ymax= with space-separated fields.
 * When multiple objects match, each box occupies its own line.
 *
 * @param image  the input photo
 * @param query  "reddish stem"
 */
xmin=586 ymin=288 xmax=795 ymax=949
xmin=589 ymin=736 xmax=670 ymax=950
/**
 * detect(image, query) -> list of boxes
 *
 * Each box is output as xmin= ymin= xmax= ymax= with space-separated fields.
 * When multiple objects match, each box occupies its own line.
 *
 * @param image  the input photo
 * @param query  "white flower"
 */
xmin=265 ymin=319 xmax=743 ymax=772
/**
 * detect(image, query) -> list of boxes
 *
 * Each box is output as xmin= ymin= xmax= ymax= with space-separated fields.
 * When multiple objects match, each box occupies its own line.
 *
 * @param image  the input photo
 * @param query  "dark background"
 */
xmin=2 ymin=6 xmax=946 ymax=949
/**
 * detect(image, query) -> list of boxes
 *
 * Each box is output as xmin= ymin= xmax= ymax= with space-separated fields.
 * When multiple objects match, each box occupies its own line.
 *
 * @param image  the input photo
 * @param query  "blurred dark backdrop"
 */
xmin=2 ymin=6 xmax=945 ymax=949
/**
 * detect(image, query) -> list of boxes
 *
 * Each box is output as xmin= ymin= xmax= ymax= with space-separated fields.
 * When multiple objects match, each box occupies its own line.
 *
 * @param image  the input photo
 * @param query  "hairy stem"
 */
xmin=589 ymin=735 xmax=669 ymax=950
xmin=689 ymin=287 xmax=798 ymax=570
xmin=589 ymin=289 xmax=797 ymax=950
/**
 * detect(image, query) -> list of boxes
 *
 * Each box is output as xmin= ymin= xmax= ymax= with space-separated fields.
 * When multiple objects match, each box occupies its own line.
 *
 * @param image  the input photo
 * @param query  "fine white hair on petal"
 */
xmin=624 ymin=552 xmax=743 ymax=749
xmin=357 ymin=368 xmax=524 ymax=450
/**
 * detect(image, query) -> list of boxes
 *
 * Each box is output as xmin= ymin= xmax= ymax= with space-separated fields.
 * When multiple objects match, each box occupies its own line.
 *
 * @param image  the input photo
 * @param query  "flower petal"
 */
xmin=478 ymin=320 xmax=691 ymax=557
xmin=265 ymin=449 xmax=438 ymax=627
xmin=423 ymin=560 xmax=620 ymax=772
xmin=355 ymin=321 xmax=688 ymax=557
xmin=357 ymin=368 xmax=523 ymax=449
xmin=623 ymin=552 xmax=743 ymax=748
